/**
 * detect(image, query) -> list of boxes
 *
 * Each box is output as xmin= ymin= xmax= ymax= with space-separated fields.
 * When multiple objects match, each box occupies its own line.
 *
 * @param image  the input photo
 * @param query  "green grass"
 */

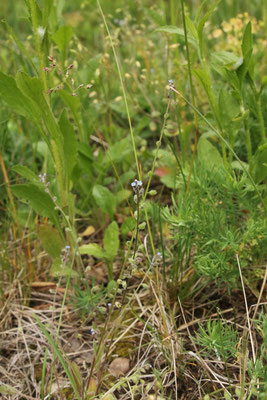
xmin=0 ymin=0 xmax=266 ymax=399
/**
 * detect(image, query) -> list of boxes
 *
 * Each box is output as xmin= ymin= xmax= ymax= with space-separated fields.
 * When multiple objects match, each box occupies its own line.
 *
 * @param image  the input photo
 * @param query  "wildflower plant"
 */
xmin=194 ymin=318 xmax=238 ymax=361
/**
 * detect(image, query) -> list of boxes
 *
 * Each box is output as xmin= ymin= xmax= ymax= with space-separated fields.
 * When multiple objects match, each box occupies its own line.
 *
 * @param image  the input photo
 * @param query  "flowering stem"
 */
xmin=133 ymin=194 xmax=140 ymax=257
xmin=144 ymin=101 xmax=170 ymax=201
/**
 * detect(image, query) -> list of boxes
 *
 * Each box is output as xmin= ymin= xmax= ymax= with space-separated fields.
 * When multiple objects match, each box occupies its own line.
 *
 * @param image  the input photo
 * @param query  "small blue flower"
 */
xmin=131 ymin=181 xmax=137 ymax=187
xmin=65 ymin=245 xmax=70 ymax=250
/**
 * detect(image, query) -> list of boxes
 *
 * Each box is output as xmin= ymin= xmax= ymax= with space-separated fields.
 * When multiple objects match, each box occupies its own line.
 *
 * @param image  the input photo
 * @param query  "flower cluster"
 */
xmin=60 ymin=245 xmax=71 ymax=265
xmin=43 ymin=55 xmax=93 ymax=96
xmin=38 ymin=172 xmax=50 ymax=193
xmin=151 ymin=252 xmax=162 ymax=267
xmin=131 ymin=179 xmax=144 ymax=203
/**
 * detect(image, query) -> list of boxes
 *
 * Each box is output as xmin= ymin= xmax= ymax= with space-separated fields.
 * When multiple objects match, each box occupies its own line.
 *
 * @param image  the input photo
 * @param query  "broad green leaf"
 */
xmin=155 ymin=25 xmax=197 ymax=47
xmin=242 ymin=22 xmax=252 ymax=58
xmin=224 ymin=70 xmax=241 ymax=94
xmin=103 ymin=221 xmax=119 ymax=259
xmin=197 ymin=0 xmax=221 ymax=56
xmin=16 ymin=71 xmax=44 ymax=104
xmin=210 ymin=51 xmax=242 ymax=73
xmin=193 ymin=68 xmax=219 ymax=120
xmin=59 ymin=110 xmax=77 ymax=185
xmin=261 ymin=76 xmax=267 ymax=88
xmin=121 ymin=217 xmax=135 ymax=236
xmin=12 ymin=165 xmax=40 ymax=183
xmin=0 ymin=71 xmax=33 ymax=117
xmin=231 ymin=161 xmax=248 ymax=171
xmin=193 ymin=68 xmax=211 ymax=90
xmin=92 ymin=185 xmax=116 ymax=219
xmin=218 ymin=89 xmax=240 ymax=124
xmin=252 ymin=146 xmax=267 ymax=183
xmin=52 ymin=25 xmax=73 ymax=62
xmin=24 ymin=0 xmax=43 ymax=26
xmin=51 ymin=257 xmax=78 ymax=277
xmin=236 ymin=49 xmax=252 ymax=86
xmin=16 ymin=71 xmax=66 ymax=204
xmin=195 ymin=0 xmax=209 ymax=24
xmin=147 ymin=9 xmax=165 ymax=26
xmin=197 ymin=0 xmax=222 ymax=56
xmin=197 ymin=137 xmax=223 ymax=171
xmin=78 ymin=153 xmax=94 ymax=177
xmin=156 ymin=25 xmax=184 ymax=35
xmin=185 ymin=15 xmax=198 ymax=40
xmin=77 ymin=142 xmax=93 ymax=160
xmin=79 ymin=243 xmax=105 ymax=258
xmin=59 ymin=90 xmax=81 ymax=112
xmin=11 ymin=183 xmax=59 ymax=226
xmin=116 ymin=189 xmax=131 ymax=205
xmin=2 ymin=20 xmax=38 ymax=73
xmin=38 ymin=224 xmax=64 ymax=258
xmin=42 ymin=0 xmax=53 ymax=28
xmin=107 ymin=279 xmax=117 ymax=293
xmin=108 ymin=137 xmax=132 ymax=163
xmin=59 ymin=91 xmax=84 ymax=136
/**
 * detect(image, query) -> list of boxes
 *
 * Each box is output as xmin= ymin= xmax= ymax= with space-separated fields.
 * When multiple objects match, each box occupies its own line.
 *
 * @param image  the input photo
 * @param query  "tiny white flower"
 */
xmin=37 ymin=26 xmax=45 ymax=39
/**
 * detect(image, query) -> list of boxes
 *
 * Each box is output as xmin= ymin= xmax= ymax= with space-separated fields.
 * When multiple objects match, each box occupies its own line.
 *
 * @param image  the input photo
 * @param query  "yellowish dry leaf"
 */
xmin=80 ymin=225 xmax=95 ymax=237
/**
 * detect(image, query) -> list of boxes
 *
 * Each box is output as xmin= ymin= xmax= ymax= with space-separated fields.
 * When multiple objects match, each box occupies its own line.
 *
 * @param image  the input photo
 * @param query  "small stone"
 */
xmin=109 ymin=357 xmax=130 ymax=377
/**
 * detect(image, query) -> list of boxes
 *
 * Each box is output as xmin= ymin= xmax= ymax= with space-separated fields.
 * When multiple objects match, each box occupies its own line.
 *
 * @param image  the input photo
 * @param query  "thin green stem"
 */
xmin=133 ymin=194 xmax=140 ymax=257
xmin=256 ymin=98 xmax=266 ymax=141
xmin=144 ymin=102 xmax=170 ymax=200
xmin=97 ymin=0 xmax=140 ymax=180
xmin=244 ymin=117 xmax=252 ymax=171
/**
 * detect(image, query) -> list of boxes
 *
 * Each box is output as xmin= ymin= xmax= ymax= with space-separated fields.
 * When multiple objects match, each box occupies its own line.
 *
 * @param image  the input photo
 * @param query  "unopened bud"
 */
xmin=138 ymin=222 xmax=146 ymax=230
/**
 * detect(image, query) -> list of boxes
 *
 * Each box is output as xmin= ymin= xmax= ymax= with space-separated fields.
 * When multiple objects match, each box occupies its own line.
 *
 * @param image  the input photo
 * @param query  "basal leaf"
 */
xmin=79 ymin=243 xmax=105 ymax=258
xmin=0 ymin=71 xmax=33 ymax=117
xmin=197 ymin=137 xmax=223 ymax=171
xmin=50 ymin=257 xmax=79 ymax=278
xmin=38 ymin=224 xmax=65 ymax=258
xmin=103 ymin=221 xmax=119 ymax=259
xmin=92 ymin=185 xmax=116 ymax=219
xmin=121 ymin=217 xmax=135 ymax=236
xmin=11 ymin=183 xmax=59 ymax=226
xmin=12 ymin=165 xmax=40 ymax=183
